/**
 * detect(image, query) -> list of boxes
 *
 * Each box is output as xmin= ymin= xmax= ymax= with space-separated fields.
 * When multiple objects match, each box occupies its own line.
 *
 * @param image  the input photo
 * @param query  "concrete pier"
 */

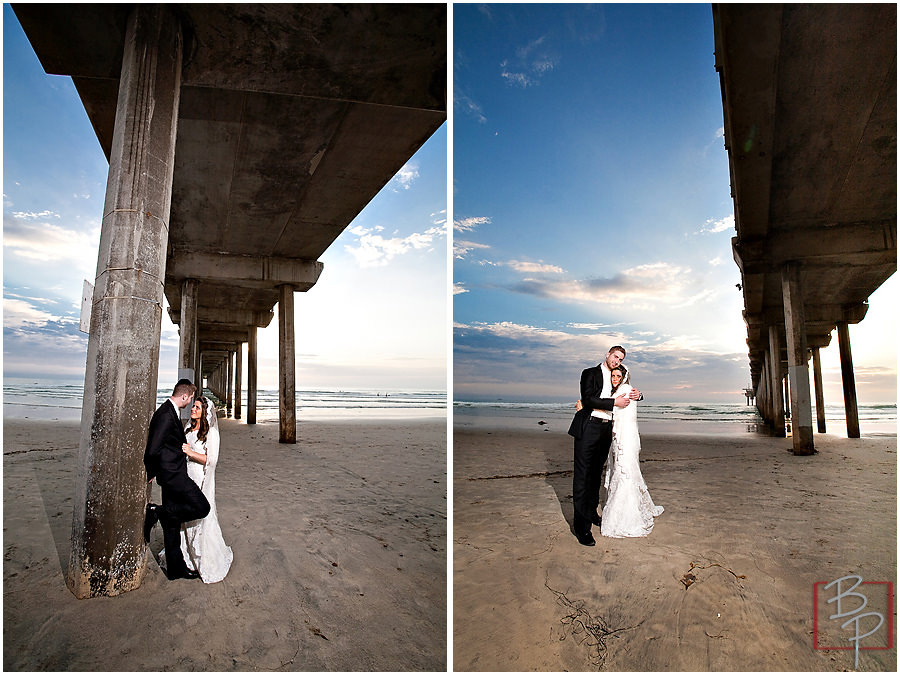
xmin=66 ymin=5 xmax=183 ymax=599
xmin=715 ymin=4 xmax=896 ymax=443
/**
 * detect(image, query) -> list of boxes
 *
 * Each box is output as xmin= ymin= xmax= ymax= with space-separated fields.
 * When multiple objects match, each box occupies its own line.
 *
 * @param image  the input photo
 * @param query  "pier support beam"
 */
xmin=247 ymin=327 xmax=257 ymax=424
xmin=178 ymin=278 xmax=198 ymax=385
xmin=768 ymin=326 xmax=786 ymax=437
xmin=782 ymin=263 xmax=814 ymax=454
xmin=837 ymin=321 xmax=861 ymax=438
xmin=278 ymin=284 xmax=297 ymax=444
xmin=812 ymin=347 xmax=826 ymax=433
xmin=226 ymin=349 xmax=233 ymax=417
xmin=67 ymin=5 xmax=183 ymax=599
xmin=234 ymin=342 xmax=243 ymax=420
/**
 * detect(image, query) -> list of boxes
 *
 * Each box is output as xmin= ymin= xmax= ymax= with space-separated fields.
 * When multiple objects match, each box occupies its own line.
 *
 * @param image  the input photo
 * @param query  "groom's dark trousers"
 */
xmin=144 ymin=401 xmax=210 ymax=575
xmin=568 ymin=363 xmax=616 ymax=536
xmin=569 ymin=413 xmax=613 ymax=535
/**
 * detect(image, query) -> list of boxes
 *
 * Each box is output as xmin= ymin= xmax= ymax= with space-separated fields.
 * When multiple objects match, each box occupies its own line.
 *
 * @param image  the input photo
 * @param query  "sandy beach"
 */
xmin=453 ymin=422 xmax=896 ymax=671
xmin=3 ymin=416 xmax=446 ymax=671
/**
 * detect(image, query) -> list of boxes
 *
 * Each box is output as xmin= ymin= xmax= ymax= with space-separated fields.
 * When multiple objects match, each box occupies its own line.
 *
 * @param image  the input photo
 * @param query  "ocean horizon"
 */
xmin=453 ymin=399 xmax=897 ymax=438
xmin=2 ymin=379 xmax=447 ymax=423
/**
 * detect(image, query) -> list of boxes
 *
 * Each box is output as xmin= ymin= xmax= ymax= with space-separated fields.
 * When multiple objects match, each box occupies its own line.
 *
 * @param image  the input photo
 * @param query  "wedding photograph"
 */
xmin=452 ymin=3 xmax=896 ymax=671
xmin=3 ymin=2 xmax=897 ymax=674
xmin=4 ymin=4 xmax=447 ymax=671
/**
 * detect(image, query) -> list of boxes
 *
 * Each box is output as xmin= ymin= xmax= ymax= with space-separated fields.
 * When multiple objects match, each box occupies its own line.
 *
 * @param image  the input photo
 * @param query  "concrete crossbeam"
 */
xmin=167 ymin=251 xmax=323 ymax=290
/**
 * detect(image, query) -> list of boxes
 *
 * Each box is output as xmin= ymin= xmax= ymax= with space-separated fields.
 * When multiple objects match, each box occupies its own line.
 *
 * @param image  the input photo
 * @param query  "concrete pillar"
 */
xmin=226 ymin=349 xmax=233 ymax=417
xmin=837 ymin=322 xmax=861 ymax=438
xmin=768 ymin=325 xmax=786 ymax=437
xmin=278 ymin=284 xmax=297 ymax=443
xmin=812 ymin=347 xmax=826 ymax=433
xmin=67 ymin=5 xmax=183 ymax=599
xmin=783 ymin=375 xmax=791 ymax=420
xmin=234 ymin=342 xmax=243 ymax=420
xmin=178 ymin=279 xmax=198 ymax=378
xmin=758 ymin=353 xmax=770 ymax=422
xmin=248 ymin=326 xmax=257 ymax=424
xmin=782 ymin=263 xmax=814 ymax=454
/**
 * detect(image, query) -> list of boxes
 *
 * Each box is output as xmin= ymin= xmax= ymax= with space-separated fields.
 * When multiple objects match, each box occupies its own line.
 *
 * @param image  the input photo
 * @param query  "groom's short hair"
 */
xmin=172 ymin=379 xmax=196 ymax=397
xmin=609 ymin=345 xmax=626 ymax=358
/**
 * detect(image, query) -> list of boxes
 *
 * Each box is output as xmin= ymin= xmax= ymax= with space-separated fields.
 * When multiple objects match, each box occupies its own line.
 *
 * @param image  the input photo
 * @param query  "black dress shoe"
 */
xmin=591 ymin=513 xmax=602 ymax=527
xmin=143 ymin=504 xmax=159 ymax=543
xmin=166 ymin=567 xmax=201 ymax=581
xmin=576 ymin=531 xmax=596 ymax=547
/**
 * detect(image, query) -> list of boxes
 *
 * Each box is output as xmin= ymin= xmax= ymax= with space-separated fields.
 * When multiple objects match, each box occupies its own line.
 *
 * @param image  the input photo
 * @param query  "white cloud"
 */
xmin=500 ymin=69 xmax=533 ymax=88
xmin=390 ymin=163 xmax=419 ymax=191
xmin=344 ymin=223 xmax=447 ymax=268
xmin=696 ymin=214 xmax=734 ymax=235
xmin=506 ymin=260 xmax=565 ymax=275
xmin=453 ymin=283 xmax=469 ymax=295
xmin=454 ymin=216 xmax=491 ymax=233
xmin=456 ymin=93 xmax=488 ymax=124
xmin=709 ymin=256 xmax=724 ymax=266
xmin=507 ymin=261 xmax=695 ymax=310
xmin=3 ymin=219 xmax=100 ymax=268
xmin=453 ymin=239 xmax=491 ymax=259
xmin=12 ymin=209 xmax=61 ymax=220
xmin=3 ymin=297 xmax=57 ymax=328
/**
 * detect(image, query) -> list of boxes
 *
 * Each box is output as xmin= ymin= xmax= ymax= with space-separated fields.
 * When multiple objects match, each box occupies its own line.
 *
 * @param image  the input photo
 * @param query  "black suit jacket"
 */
xmin=567 ymin=364 xmax=644 ymax=439
xmin=567 ymin=364 xmax=616 ymax=439
xmin=144 ymin=400 xmax=190 ymax=488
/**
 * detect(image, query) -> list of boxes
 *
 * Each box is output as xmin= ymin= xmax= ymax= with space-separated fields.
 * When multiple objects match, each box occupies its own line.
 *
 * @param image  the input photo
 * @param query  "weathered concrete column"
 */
xmin=837 ymin=321 xmax=861 ymax=438
xmin=812 ymin=347 xmax=826 ymax=433
xmin=67 ymin=5 xmax=183 ymax=599
xmin=248 ymin=326 xmax=258 ymax=424
xmin=226 ymin=349 xmax=233 ymax=417
xmin=234 ymin=342 xmax=243 ymax=420
xmin=178 ymin=279 xmax=199 ymax=380
xmin=768 ymin=326 xmax=786 ymax=437
xmin=782 ymin=262 xmax=814 ymax=453
xmin=278 ymin=284 xmax=297 ymax=443
xmin=758 ymin=353 xmax=770 ymax=422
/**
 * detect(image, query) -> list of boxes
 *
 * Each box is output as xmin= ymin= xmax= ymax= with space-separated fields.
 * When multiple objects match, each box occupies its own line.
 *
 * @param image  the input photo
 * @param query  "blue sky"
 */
xmin=452 ymin=3 xmax=897 ymax=404
xmin=2 ymin=5 xmax=447 ymax=392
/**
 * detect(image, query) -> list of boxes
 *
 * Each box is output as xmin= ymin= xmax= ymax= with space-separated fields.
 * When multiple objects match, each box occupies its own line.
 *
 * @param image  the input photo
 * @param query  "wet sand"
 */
xmin=453 ymin=424 xmax=896 ymax=671
xmin=3 ymin=416 xmax=446 ymax=671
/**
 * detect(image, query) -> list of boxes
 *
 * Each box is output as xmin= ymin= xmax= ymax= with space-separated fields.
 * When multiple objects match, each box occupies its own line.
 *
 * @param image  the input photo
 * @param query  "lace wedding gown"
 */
xmin=601 ymin=384 xmax=664 ymax=538
xmin=160 ymin=412 xmax=233 ymax=583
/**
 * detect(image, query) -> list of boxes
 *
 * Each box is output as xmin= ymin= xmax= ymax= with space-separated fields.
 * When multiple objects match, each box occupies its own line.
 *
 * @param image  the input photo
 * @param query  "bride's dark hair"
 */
xmin=186 ymin=396 xmax=210 ymax=442
xmin=610 ymin=366 xmax=627 ymax=395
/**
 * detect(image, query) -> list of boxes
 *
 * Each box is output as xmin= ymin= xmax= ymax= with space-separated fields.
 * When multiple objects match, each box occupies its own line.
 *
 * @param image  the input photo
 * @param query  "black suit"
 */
xmin=144 ymin=400 xmax=210 ymax=575
xmin=567 ymin=364 xmax=617 ymax=536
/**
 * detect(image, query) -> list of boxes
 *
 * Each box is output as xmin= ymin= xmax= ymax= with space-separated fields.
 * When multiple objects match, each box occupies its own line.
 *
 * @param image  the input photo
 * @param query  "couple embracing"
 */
xmin=568 ymin=346 xmax=663 ymax=546
xmin=143 ymin=379 xmax=233 ymax=582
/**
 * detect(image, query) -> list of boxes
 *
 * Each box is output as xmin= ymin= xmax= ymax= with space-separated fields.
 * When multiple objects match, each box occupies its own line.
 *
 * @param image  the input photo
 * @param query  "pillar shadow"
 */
xmin=31 ymin=448 xmax=76 ymax=576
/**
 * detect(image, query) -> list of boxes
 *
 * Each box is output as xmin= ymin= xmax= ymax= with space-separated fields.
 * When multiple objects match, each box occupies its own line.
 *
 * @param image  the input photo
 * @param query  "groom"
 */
xmin=143 ymin=378 xmax=210 ymax=579
xmin=567 ymin=346 xmax=641 ymax=546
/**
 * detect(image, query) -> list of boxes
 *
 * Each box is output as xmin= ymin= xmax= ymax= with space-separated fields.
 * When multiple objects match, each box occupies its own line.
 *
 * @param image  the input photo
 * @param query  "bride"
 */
xmin=160 ymin=395 xmax=233 ymax=582
xmin=600 ymin=366 xmax=664 ymax=537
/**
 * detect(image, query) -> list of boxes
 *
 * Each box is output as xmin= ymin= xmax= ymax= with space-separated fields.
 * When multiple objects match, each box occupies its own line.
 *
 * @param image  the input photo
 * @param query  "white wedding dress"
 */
xmin=160 ymin=399 xmax=233 ymax=582
xmin=600 ymin=383 xmax=664 ymax=538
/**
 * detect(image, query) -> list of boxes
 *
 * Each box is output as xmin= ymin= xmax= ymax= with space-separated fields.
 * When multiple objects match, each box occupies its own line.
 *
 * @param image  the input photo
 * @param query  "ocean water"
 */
xmin=2 ymin=379 xmax=446 ymax=423
xmin=453 ymin=400 xmax=897 ymax=438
